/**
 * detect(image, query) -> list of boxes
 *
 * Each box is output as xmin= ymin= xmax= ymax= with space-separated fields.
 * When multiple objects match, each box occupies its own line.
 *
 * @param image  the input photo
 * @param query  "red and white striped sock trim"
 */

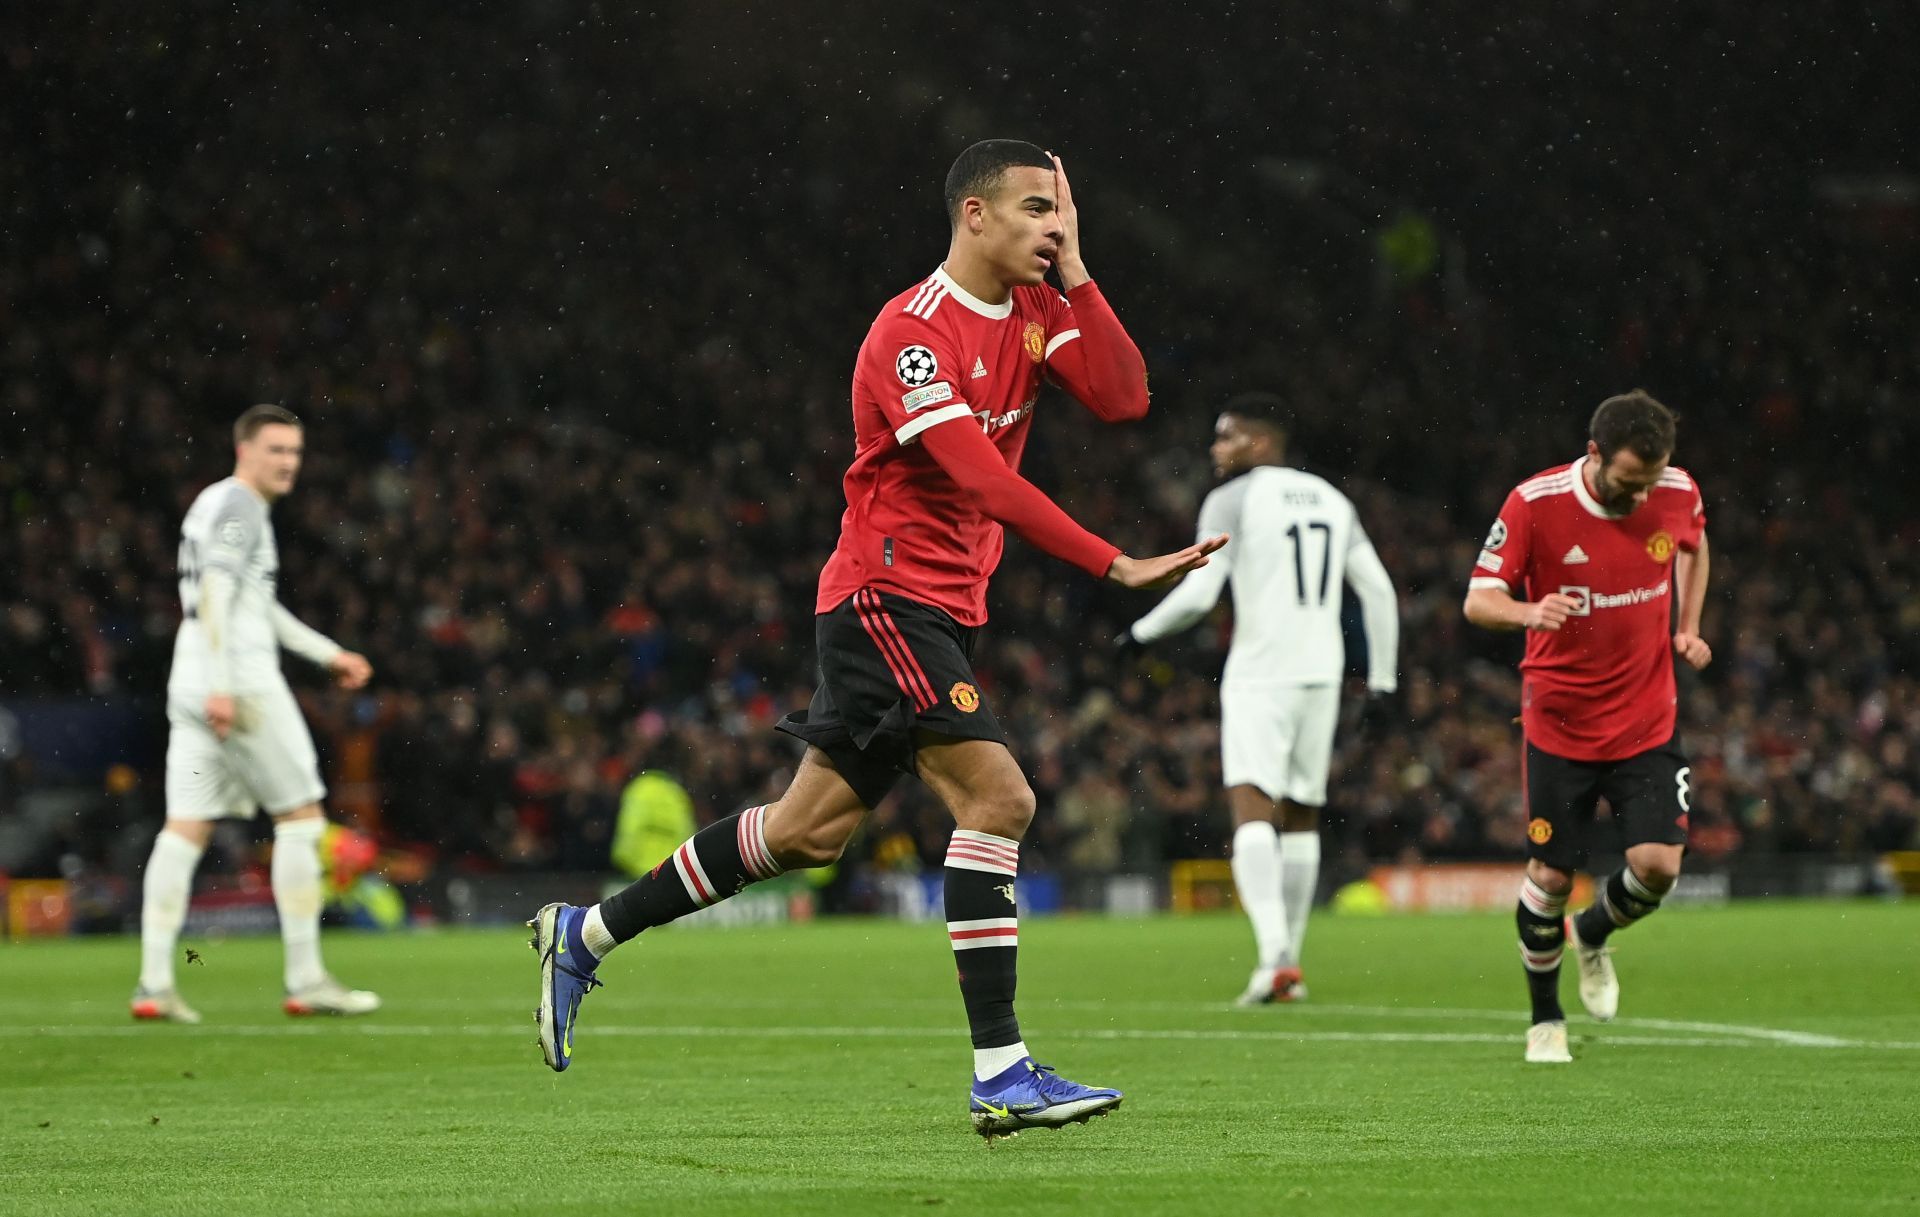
xmin=1520 ymin=941 xmax=1565 ymax=973
xmin=948 ymin=916 xmax=1019 ymax=951
xmin=945 ymin=830 xmax=1019 ymax=878
xmin=1518 ymin=877 xmax=1566 ymax=919
xmin=737 ymin=804 xmax=782 ymax=881
xmin=672 ymin=839 xmax=717 ymax=908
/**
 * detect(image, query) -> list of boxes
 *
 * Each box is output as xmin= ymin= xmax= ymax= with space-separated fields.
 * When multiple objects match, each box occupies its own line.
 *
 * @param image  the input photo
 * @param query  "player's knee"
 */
xmin=953 ymin=781 xmax=1035 ymax=841
xmin=1624 ymin=843 xmax=1682 ymax=894
xmin=1526 ymin=859 xmax=1575 ymax=897
xmin=1631 ymin=859 xmax=1681 ymax=894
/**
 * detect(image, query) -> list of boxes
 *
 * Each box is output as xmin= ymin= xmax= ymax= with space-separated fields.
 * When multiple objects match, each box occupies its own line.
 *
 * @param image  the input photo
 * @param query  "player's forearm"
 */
xmin=1675 ymin=535 xmax=1710 ymax=635
xmin=920 ymin=422 xmax=1120 ymax=576
xmin=1056 ymin=281 xmax=1149 ymax=422
xmin=1463 ymin=584 xmax=1529 ymax=631
xmin=199 ymin=567 xmax=239 ymax=692
xmin=1130 ymin=566 xmax=1226 ymax=643
xmin=1054 ymin=255 xmax=1091 ymax=292
xmin=1348 ymin=548 xmax=1400 ymax=689
xmin=271 ymin=601 xmax=344 ymax=667
xmin=982 ymin=473 xmax=1121 ymax=576
xmin=1359 ymin=590 xmax=1400 ymax=691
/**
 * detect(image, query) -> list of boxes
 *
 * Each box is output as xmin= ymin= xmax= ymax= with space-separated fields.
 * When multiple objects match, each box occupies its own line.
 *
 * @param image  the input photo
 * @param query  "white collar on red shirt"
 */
xmin=1571 ymin=453 xmax=1633 ymax=521
xmin=933 ymin=265 xmax=1014 ymax=320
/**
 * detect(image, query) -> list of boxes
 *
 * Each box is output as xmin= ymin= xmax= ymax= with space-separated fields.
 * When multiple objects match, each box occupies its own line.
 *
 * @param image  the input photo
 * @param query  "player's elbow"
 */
xmin=1099 ymin=383 xmax=1150 ymax=422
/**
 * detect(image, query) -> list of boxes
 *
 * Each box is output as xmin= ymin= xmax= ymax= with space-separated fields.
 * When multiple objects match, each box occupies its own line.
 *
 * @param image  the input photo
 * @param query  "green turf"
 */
xmin=2 ymin=900 xmax=1916 ymax=1216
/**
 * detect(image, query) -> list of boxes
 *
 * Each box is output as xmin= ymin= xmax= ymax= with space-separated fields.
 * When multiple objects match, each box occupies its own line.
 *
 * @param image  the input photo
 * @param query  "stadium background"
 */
xmin=3 ymin=2 xmax=1917 ymax=932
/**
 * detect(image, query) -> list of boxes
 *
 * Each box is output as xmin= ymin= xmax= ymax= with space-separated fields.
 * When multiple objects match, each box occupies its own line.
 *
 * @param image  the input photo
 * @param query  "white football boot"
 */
xmin=283 ymin=975 xmax=381 ymax=1016
xmin=1565 ymin=916 xmax=1620 ymax=1022
xmin=131 ymin=987 xmax=203 ymax=1024
xmin=1525 ymin=1020 xmax=1572 ymax=1063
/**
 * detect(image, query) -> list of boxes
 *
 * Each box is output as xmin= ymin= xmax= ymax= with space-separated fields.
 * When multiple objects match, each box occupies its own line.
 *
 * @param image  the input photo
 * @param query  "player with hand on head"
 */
xmin=1117 ymin=396 xmax=1399 ymax=1005
xmin=133 ymin=405 xmax=380 ymax=1024
xmin=1464 ymin=389 xmax=1711 ymax=1063
xmin=526 ymin=141 xmax=1222 ymax=1138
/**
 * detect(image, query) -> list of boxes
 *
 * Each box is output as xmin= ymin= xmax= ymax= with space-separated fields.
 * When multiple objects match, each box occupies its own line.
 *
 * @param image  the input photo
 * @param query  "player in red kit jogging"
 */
xmin=525 ymin=140 xmax=1225 ymax=1136
xmin=1465 ymin=390 xmax=1712 ymax=1063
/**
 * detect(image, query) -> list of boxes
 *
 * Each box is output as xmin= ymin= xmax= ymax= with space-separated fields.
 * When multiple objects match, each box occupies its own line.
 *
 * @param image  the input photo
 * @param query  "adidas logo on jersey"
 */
xmin=1562 ymin=545 xmax=1589 ymax=564
xmin=971 ymin=357 xmax=988 ymax=380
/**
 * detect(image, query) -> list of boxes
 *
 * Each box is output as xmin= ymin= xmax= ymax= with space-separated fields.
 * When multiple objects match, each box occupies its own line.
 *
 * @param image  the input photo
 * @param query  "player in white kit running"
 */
xmin=132 ymin=404 xmax=381 ymax=1023
xmin=1120 ymin=395 xmax=1399 ymax=1004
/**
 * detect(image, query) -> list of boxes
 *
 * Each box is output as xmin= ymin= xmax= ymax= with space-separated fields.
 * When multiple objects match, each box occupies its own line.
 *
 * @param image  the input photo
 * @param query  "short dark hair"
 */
xmin=1220 ymin=392 xmax=1289 ymax=444
xmin=943 ymin=139 xmax=1053 ymax=225
xmin=234 ymin=403 xmax=303 ymax=446
xmin=1589 ymin=390 xmax=1675 ymax=463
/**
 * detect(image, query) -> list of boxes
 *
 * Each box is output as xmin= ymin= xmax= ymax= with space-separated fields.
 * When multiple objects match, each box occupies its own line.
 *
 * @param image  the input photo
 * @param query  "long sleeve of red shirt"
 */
xmin=1045 ymin=279 xmax=1150 ymax=422
xmin=917 ymin=412 xmax=1121 ymax=578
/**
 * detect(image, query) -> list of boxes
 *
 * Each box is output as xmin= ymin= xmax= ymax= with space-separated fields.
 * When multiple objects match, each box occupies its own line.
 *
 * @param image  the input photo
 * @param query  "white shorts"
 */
xmin=165 ymin=684 xmax=327 ymax=820
xmin=1220 ymin=683 xmax=1340 ymax=806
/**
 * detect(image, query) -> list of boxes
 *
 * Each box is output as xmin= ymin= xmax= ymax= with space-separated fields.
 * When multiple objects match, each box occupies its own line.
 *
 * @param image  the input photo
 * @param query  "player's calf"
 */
xmin=1572 ymin=864 xmax=1670 ymax=947
xmin=1516 ymin=875 xmax=1569 ymax=1032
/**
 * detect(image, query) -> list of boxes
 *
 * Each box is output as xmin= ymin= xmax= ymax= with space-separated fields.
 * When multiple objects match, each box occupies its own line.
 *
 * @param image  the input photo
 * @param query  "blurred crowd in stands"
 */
xmin=4 ymin=3 xmax=1916 ymax=888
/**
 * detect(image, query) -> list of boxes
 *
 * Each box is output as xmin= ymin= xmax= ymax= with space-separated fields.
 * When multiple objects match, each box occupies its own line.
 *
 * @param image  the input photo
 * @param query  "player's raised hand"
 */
xmin=330 ymin=650 xmax=374 ymax=689
xmin=1522 ymin=592 xmax=1580 ymax=632
xmin=1105 ymin=534 xmax=1228 ymax=590
xmin=1049 ymin=153 xmax=1089 ymax=289
xmin=1673 ymin=632 xmax=1712 ymax=670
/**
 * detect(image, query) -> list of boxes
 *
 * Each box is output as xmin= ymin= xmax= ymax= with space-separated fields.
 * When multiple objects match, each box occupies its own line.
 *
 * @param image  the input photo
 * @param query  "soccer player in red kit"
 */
xmin=1465 ymin=390 xmax=1712 ymax=1062
xmin=525 ymin=140 xmax=1225 ymax=1135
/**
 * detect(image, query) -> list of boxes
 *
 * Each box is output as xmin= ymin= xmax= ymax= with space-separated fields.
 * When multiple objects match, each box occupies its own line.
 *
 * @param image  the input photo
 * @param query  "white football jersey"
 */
xmin=1131 ymin=466 xmax=1399 ymax=690
xmin=168 ymin=478 xmax=288 ymax=695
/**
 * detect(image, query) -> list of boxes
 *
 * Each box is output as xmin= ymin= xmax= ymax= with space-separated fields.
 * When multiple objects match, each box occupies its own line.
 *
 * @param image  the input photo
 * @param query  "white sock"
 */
xmin=1231 ymin=821 xmax=1290 ymax=970
xmin=581 ymin=904 xmax=616 ymax=959
xmin=139 ymin=830 xmax=205 ymax=993
xmin=974 ymin=1040 xmax=1030 ymax=1082
xmin=272 ymin=818 xmax=328 ymax=992
xmin=1279 ymin=830 xmax=1321 ymax=965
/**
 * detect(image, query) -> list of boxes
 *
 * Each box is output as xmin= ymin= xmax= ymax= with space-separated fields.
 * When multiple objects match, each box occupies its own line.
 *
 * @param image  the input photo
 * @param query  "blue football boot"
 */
xmin=528 ymin=902 xmax=603 ymax=1072
xmin=968 ymin=1057 xmax=1124 ymax=1138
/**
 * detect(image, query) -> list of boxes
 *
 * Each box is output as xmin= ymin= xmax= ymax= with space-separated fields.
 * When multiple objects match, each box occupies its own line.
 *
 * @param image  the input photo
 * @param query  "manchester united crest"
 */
xmin=950 ymin=682 xmax=981 ymax=712
xmin=1022 ymin=322 xmax=1045 ymax=364
xmin=1527 ymin=818 xmax=1553 ymax=845
xmin=1645 ymin=530 xmax=1675 ymax=562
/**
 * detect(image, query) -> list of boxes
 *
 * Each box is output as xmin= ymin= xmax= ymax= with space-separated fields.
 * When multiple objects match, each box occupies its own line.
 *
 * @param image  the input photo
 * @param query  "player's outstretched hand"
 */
xmin=1673 ymin=632 xmax=1712 ymax=670
xmin=1105 ymin=534 xmax=1228 ymax=590
xmin=1522 ymin=592 xmax=1581 ymax=632
xmin=330 ymin=650 xmax=374 ymax=689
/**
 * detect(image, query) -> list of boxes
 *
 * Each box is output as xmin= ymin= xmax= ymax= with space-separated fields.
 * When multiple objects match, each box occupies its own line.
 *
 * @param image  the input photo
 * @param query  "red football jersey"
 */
xmin=817 ymin=266 xmax=1105 ymax=625
xmin=1469 ymin=456 xmax=1707 ymax=761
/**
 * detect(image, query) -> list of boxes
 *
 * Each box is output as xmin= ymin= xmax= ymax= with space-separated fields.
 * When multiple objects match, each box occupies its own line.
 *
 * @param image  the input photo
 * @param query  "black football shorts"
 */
xmin=776 ymin=587 xmax=1006 ymax=808
xmin=1522 ymin=737 xmax=1691 ymax=870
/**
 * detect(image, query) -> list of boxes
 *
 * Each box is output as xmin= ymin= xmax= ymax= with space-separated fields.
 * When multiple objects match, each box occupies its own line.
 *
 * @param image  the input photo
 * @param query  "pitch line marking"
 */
xmin=6 ymin=1000 xmax=1886 ymax=1050
xmin=5 ymin=1023 xmax=1917 ymax=1050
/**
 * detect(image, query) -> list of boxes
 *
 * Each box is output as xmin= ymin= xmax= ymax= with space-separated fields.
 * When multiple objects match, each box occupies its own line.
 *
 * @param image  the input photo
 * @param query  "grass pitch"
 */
xmin=2 ymin=900 xmax=1916 ymax=1216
